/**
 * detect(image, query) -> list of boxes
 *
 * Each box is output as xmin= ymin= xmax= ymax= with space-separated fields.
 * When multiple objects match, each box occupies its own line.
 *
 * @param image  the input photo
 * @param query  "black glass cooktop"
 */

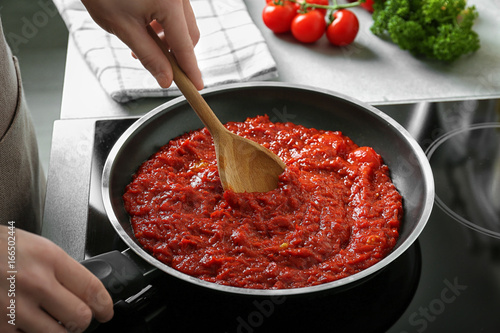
xmin=85 ymin=118 xmax=420 ymax=333
xmin=84 ymin=99 xmax=500 ymax=332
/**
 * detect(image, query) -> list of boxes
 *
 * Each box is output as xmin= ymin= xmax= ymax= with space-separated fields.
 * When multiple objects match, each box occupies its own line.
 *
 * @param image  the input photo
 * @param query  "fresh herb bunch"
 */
xmin=370 ymin=0 xmax=480 ymax=61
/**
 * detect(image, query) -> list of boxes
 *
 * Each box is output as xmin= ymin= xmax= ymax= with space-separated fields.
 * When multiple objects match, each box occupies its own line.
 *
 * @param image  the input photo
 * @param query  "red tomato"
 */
xmin=305 ymin=0 xmax=329 ymax=16
xmin=346 ymin=0 xmax=374 ymax=12
xmin=262 ymin=3 xmax=298 ymax=33
xmin=326 ymin=9 xmax=359 ymax=46
xmin=266 ymin=0 xmax=301 ymax=12
xmin=291 ymin=10 xmax=326 ymax=43
xmin=360 ymin=0 xmax=374 ymax=12
xmin=290 ymin=1 xmax=301 ymax=12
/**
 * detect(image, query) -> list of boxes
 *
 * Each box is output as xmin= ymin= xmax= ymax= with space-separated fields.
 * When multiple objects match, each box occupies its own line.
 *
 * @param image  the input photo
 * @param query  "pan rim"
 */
xmin=102 ymin=81 xmax=434 ymax=296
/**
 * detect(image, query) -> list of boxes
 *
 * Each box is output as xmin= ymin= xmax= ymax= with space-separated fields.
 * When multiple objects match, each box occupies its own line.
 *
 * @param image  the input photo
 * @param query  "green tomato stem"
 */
xmin=287 ymin=0 xmax=363 ymax=12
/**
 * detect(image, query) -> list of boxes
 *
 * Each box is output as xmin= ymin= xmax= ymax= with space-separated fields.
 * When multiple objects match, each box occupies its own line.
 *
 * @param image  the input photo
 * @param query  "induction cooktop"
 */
xmin=83 ymin=99 xmax=500 ymax=333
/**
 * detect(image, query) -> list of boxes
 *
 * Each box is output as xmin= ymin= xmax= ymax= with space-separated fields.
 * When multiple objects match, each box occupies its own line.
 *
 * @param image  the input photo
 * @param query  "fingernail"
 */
xmin=155 ymin=72 xmax=171 ymax=88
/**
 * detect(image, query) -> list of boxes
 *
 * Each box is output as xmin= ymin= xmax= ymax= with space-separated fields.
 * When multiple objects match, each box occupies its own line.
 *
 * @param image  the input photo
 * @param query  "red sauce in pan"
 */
xmin=123 ymin=115 xmax=402 ymax=289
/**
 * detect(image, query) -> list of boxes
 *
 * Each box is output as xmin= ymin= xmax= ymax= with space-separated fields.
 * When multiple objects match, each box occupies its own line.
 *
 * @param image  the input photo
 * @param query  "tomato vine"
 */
xmin=263 ymin=0 xmax=369 ymax=45
xmin=269 ymin=0 xmax=367 ymax=21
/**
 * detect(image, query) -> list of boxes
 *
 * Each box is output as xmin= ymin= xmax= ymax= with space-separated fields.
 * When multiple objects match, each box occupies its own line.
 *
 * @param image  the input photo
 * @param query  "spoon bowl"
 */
xmin=215 ymin=129 xmax=287 ymax=192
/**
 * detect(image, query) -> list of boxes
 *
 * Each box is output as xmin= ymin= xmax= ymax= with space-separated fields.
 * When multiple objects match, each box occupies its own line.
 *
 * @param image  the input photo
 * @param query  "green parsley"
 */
xmin=370 ymin=0 xmax=481 ymax=62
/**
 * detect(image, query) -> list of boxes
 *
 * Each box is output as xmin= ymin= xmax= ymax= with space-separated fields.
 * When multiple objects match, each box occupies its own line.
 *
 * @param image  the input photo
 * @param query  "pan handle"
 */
xmin=81 ymin=249 xmax=159 ymax=302
xmin=81 ymin=249 xmax=161 ymax=331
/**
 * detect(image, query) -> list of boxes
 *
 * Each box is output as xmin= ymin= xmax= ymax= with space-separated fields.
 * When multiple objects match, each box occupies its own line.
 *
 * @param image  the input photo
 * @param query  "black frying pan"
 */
xmin=83 ymin=82 xmax=434 ymax=302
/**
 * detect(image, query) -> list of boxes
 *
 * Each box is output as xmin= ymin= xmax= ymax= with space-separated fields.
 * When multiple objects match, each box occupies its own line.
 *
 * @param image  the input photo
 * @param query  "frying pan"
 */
xmin=83 ymin=82 xmax=434 ymax=301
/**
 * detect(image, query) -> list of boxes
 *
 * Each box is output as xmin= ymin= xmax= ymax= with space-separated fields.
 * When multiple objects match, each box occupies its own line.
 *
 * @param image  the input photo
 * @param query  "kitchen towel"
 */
xmin=52 ymin=0 xmax=278 ymax=103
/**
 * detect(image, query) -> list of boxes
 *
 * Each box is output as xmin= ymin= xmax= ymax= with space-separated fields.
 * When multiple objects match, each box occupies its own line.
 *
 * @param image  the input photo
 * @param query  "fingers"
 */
xmin=118 ymin=2 xmax=203 ymax=90
xmin=182 ymin=0 xmax=201 ymax=46
xmin=84 ymin=0 xmax=204 ymax=90
xmin=53 ymin=251 xmax=114 ymax=324
xmin=118 ymin=21 xmax=175 ymax=88
xmin=1 ymin=228 xmax=113 ymax=332
xmin=39 ymin=283 xmax=93 ymax=331
xmin=17 ymin=302 xmax=67 ymax=333
xmin=156 ymin=0 xmax=203 ymax=90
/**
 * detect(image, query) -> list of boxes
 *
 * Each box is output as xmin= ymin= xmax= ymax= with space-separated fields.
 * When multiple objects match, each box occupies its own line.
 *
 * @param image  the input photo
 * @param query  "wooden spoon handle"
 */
xmin=146 ymin=25 xmax=225 ymax=135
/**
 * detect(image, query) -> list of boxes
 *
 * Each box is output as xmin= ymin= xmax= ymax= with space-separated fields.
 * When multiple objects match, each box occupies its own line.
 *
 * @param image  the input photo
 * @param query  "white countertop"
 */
xmin=59 ymin=0 xmax=500 ymax=119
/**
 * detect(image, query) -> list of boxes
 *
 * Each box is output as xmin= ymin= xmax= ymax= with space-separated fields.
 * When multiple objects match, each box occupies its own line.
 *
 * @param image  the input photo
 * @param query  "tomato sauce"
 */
xmin=123 ymin=115 xmax=402 ymax=289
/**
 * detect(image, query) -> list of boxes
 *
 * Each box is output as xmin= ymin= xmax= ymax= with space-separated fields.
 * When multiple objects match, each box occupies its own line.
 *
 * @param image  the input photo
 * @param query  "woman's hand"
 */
xmin=0 ymin=226 xmax=114 ymax=333
xmin=81 ymin=0 xmax=204 ymax=90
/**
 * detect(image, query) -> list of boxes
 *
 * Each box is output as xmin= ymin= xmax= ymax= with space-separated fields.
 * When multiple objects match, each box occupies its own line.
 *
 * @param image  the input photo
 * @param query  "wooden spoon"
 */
xmin=146 ymin=25 xmax=286 ymax=193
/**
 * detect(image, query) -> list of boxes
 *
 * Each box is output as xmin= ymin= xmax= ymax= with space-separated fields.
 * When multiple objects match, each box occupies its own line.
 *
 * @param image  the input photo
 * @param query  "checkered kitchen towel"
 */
xmin=52 ymin=0 xmax=278 ymax=103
